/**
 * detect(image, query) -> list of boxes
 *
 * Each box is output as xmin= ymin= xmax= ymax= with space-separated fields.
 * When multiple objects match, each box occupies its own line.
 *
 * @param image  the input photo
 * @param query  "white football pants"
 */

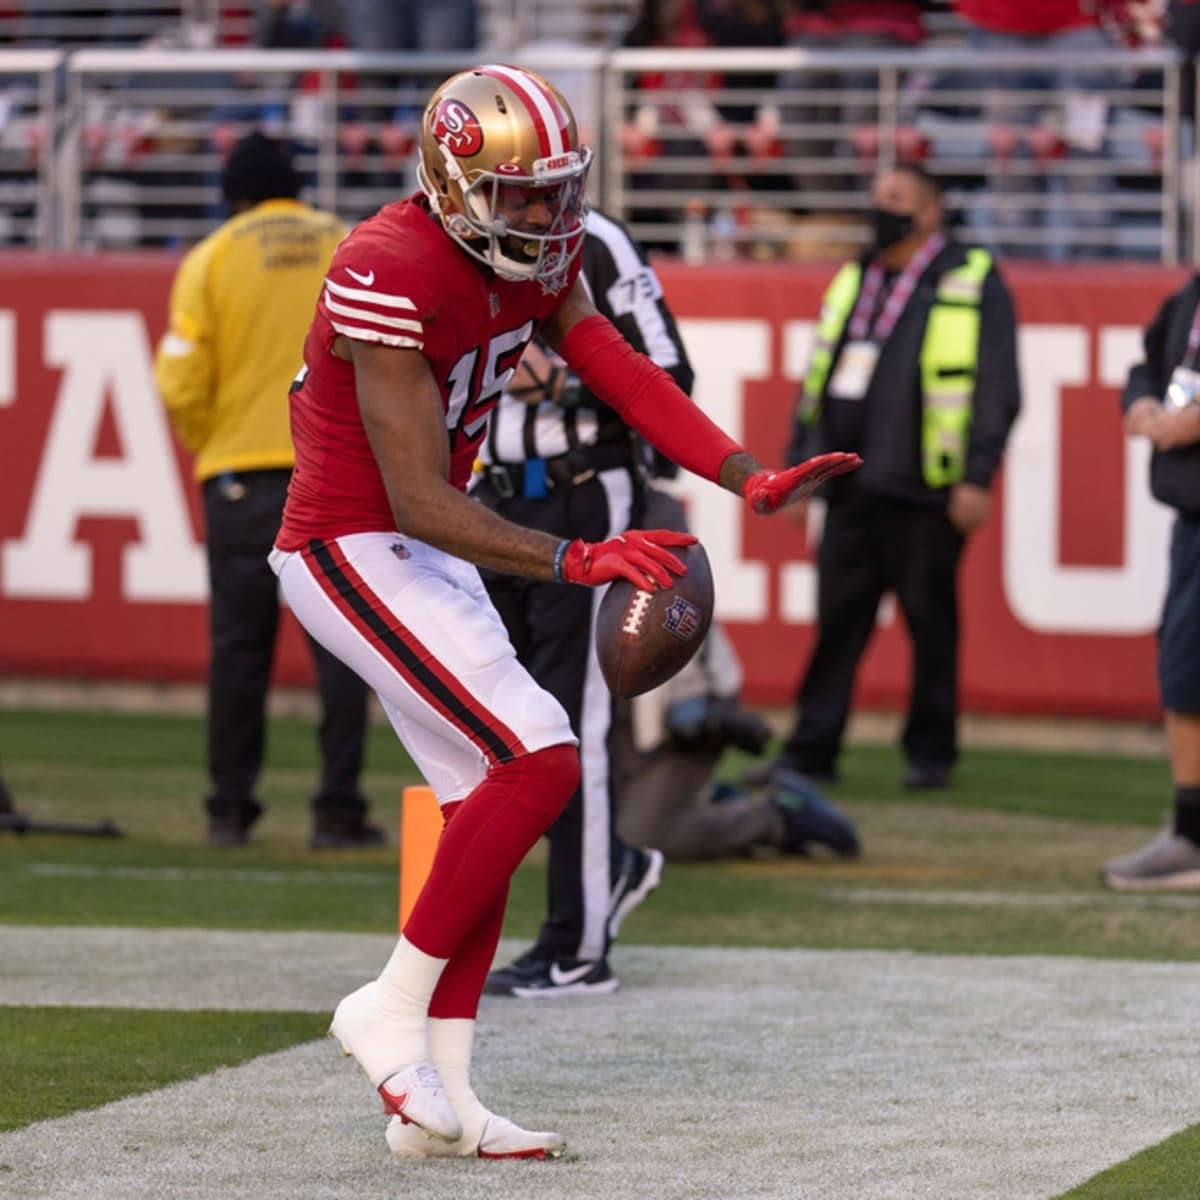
xmin=270 ymin=532 xmax=576 ymax=804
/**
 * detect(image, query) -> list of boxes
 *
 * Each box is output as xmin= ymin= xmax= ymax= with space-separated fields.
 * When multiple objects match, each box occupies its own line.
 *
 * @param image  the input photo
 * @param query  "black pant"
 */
xmin=478 ymin=468 xmax=642 ymax=962
xmin=203 ymin=469 xmax=368 ymax=822
xmin=784 ymin=488 xmax=965 ymax=772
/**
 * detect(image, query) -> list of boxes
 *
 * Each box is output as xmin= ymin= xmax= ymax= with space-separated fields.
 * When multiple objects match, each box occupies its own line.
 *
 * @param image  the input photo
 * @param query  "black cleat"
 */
xmin=768 ymin=769 xmax=860 ymax=858
xmin=608 ymin=844 xmax=664 ymax=939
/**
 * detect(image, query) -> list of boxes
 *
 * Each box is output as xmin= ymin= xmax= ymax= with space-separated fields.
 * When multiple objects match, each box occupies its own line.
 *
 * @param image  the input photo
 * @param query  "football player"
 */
xmin=269 ymin=63 xmax=860 ymax=1160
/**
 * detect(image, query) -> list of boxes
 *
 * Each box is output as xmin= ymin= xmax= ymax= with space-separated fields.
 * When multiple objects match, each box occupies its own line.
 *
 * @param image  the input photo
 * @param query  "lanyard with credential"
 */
xmin=847 ymin=232 xmax=947 ymax=344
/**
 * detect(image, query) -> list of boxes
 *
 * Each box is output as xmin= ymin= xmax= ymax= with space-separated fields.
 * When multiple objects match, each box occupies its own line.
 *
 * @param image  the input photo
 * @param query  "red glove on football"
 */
xmin=743 ymin=452 xmax=863 ymax=515
xmin=560 ymin=529 xmax=696 ymax=591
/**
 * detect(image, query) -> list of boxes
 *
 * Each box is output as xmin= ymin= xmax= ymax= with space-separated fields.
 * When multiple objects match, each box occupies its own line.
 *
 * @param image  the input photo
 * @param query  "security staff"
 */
xmin=478 ymin=207 xmax=692 ymax=997
xmin=768 ymin=162 xmax=1020 ymax=790
xmin=155 ymin=132 xmax=380 ymax=849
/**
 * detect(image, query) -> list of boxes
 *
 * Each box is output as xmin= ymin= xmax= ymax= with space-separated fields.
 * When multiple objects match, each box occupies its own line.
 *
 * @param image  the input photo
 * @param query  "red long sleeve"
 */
xmin=560 ymin=314 xmax=742 ymax=484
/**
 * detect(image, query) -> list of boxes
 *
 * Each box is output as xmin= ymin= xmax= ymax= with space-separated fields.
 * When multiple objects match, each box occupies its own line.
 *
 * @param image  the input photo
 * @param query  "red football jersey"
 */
xmin=276 ymin=194 xmax=578 ymax=550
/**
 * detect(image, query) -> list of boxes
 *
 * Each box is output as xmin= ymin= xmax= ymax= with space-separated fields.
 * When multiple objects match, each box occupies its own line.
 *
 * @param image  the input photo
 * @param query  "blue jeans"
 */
xmin=341 ymin=0 xmax=477 ymax=50
xmin=964 ymin=26 xmax=1115 ymax=260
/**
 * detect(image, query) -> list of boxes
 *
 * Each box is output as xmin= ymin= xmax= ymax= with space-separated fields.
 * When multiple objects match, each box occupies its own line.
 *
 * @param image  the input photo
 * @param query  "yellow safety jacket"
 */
xmin=155 ymin=198 xmax=346 ymax=482
xmin=800 ymin=246 xmax=993 ymax=488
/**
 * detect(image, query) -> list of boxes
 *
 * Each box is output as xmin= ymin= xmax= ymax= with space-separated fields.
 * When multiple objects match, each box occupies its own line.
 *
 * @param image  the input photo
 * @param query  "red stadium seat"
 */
xmin=339 ymin=121 xmax=370 ymax=172
xmin=378 ymin=121 xmax=415 ymax=168
xmin=1142 ymin=124 xmax=1165 ymax=172
xmin=1028 ymin=126 xmax=1067 ymax=166
xmin=853 ymin=123 xmax=880 ymax=164
xmin=988 ymin=124 xmax=1020 ymax=168
xmin=896 ymin=125 xmax=930 ymax=164
xmin=620 ymin=121 xmax=662 ymax=163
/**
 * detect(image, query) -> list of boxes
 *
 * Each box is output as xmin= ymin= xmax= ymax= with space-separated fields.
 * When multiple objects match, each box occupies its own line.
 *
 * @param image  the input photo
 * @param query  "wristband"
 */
xmin=551 ymin=538 xmax=571 ymax=583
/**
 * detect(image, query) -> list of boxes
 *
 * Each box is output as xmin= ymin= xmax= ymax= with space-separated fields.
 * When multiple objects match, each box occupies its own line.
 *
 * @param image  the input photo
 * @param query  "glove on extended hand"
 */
xmin=560 ymin=529 xmax=696 ymax=591
xmin=743 ymin=451 xmax=863 ymax=515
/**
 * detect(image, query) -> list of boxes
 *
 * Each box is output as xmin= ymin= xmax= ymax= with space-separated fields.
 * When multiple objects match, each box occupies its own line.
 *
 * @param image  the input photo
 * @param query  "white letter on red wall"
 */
xmin=1003 ymin=325 xmax=1170 ymax=634
xmin=670 ymin=318 xmax=768 ymax=621
xmin=2 ymin=312 xmax=205 ymax=601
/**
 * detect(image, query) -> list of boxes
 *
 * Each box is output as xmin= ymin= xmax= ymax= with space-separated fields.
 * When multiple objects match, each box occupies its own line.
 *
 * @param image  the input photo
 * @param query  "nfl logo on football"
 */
xmin=663 ymin=596 xmax=701 ymax=641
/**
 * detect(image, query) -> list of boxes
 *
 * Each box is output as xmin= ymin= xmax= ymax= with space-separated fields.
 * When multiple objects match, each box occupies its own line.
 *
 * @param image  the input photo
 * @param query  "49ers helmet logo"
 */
xmin=432 ymin=99 xmax=483 ymax=157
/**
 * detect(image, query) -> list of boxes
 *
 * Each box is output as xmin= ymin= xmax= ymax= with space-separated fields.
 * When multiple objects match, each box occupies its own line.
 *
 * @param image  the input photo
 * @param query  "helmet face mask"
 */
xmin=418 ymin=64 xmax=592 ymax=293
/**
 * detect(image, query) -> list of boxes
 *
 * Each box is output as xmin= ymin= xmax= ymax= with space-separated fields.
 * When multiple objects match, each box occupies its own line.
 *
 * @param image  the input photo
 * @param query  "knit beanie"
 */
xmin=221 ymin=131 xmax=301 ymax=206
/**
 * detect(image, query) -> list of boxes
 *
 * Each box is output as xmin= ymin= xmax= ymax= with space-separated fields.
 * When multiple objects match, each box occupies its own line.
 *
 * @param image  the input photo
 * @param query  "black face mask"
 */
xmin=871 ymin=207 xmax=916 ymax=251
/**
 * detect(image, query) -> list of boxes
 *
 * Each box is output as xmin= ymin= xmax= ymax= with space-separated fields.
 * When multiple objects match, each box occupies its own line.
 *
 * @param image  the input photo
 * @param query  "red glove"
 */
xmin=558 ymin=529 xmax=696 ymax=591
xmin=744 ymin=452 xmax=863 ymax=515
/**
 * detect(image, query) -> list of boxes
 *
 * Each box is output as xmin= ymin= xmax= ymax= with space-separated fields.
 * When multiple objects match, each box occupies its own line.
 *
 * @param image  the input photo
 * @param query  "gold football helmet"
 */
xmin=417 ymin=64 xmax=592 ymax=292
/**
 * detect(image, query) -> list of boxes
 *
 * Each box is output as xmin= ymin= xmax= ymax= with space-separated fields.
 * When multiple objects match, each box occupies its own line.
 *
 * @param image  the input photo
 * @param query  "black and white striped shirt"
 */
xmin=480 ymin=208 xmax=694 ymax=469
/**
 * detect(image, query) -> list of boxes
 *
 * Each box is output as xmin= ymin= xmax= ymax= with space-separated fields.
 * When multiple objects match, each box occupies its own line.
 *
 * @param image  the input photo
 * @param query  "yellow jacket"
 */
xmin=155 ymin=198 xmax=345 ymax=481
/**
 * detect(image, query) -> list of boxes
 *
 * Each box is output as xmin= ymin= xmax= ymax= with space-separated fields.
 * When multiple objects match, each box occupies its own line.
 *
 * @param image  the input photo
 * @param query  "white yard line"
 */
xmin=26 ymin=863 xmax=1200 ymax=912
xmin=1 ymin=927 xmax=1199 ymax=1199
xmin=824 ymin=886 xmax=1200 ymax=909
xmin=27 ymin=863 xmax=395 ymax=886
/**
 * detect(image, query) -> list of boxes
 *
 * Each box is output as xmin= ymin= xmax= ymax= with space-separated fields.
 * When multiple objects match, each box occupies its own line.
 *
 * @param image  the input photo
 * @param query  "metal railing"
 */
xmin=603 ymin=46 xmax=1187 ymax=265
xmin=0 ymin=44 xmax=1189 ymax=261
xmin=0 ymin=50 xmax=61 ymax=247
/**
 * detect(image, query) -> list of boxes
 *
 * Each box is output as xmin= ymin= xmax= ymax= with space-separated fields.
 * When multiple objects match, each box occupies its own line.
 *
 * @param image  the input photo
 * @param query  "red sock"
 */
xmin=404 ymin=743 xmax=579 ymax=962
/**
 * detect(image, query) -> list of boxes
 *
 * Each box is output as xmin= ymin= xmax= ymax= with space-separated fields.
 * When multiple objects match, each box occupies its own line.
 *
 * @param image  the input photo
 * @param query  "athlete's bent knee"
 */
xmin=518 ymin=742 xmax=580 ymax=820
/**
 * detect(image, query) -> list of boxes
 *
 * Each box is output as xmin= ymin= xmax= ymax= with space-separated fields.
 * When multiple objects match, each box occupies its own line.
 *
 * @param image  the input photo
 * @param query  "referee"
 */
xmin=478 ymin=208 xmax=693 ymax=997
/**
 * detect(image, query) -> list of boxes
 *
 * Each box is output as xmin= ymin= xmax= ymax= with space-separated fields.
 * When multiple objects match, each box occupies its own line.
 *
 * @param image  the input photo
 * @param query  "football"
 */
xmin=594 ymin=541 xmax=714 ymax=699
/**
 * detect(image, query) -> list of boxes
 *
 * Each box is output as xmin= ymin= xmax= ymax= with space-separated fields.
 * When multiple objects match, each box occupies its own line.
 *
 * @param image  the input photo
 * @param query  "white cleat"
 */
xmin=386 ymin=1112 xmax=565 ymax=1160
xmin=377 ymin=1063 xmax=462 ymax=1144
xmin=329 ymin=981 xmax=420 ymax=1084
xmin=328 ymin=981 xmax=462 ymax=1144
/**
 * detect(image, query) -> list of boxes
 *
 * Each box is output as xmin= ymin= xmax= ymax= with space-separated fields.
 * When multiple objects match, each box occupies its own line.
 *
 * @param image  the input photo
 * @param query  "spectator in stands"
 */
xmin=0 ymin=3 xmax=178 ymax=45
xmin=621 ymin=0 xmax=789 ymax=251
xmin=787 ymin=1 xmax=928 ymax=47
xmin=340 ymin=0 xmax=476 ymax=50
xmin=759 ymin=162 xmax=1020 ymax=790
xmin=782 ymin=2 xmax=933 ymax=208
xmin=256 ymin=0 xmax=346 ymax=48
xmin=613 ymin=488 xmax=861 ymax=864
xmin=334 ymin=0 xmax=477 ymax=215
xmin=1166 ymin=0 xmax=1200 ymax=117
xmin=953 ymin=0 xmax=1115 ymax=260
xmin=154 ymin=132 xmax=382 ymax=851
xmin=1102 ymin=271 xmax=1200 ymax=890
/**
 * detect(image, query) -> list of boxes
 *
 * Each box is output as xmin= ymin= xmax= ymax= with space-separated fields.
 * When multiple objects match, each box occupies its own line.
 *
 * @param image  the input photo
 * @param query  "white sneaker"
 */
xmin=386 ymin=1111 xmax=565 ymax=1159
xmin=1102 ymin=827 xmax=1200 ymax=891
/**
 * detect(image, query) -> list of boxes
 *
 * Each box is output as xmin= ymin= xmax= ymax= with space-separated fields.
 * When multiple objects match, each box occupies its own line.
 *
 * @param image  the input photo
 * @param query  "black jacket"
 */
xmin=1123 ymin=274 xmax=1200 ymax=516
xmin=788 ymin=236 xmax=1021 ymax=507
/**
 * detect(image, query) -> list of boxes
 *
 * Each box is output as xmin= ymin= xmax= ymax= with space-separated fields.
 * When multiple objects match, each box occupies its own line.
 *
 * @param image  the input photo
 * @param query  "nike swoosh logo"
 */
xmin=548 ymin=961 xmax=595 ymax=986
xmin=377 ymin=1084 xmax=409 ymax=1115
xmin=346 ymin=267 xmax=375 ymax=286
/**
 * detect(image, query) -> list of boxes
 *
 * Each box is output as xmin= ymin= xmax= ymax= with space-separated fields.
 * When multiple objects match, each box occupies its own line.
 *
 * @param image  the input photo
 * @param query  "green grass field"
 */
xmin=2 ymin=707 xmax=1197 ymax=1197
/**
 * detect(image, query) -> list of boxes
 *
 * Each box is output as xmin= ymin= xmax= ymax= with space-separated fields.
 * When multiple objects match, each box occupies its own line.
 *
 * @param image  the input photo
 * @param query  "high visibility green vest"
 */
xmin=799 ymin=247 xmax=993 ymax=488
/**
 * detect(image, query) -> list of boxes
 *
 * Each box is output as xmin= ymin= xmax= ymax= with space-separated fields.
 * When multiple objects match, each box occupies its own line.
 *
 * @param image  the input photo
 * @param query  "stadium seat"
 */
xmin=1028 ymin=126 xmax=1067 ymax=166
xmin=378 ymin=121 xmax=415 ymax=169
xmin=338 ymin=121 xmax=370 ymax=172
xmin=988 ymin=124 xmax=1020 ymax=168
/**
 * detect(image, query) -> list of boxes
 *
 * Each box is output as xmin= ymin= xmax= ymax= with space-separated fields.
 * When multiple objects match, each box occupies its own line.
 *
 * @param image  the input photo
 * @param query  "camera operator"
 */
xmin=613 ymin=488 xmax=860 ymax=863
